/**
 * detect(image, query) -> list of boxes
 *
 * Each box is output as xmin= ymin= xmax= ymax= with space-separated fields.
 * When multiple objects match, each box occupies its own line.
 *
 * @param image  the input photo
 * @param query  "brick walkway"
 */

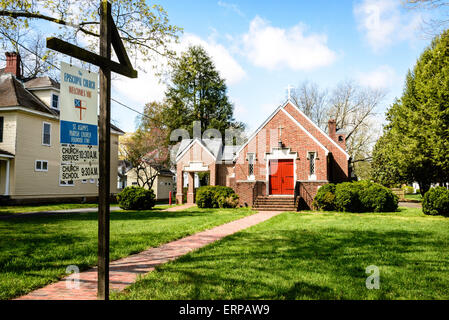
xmin=15 ymin=210 xmax=282 ymax=300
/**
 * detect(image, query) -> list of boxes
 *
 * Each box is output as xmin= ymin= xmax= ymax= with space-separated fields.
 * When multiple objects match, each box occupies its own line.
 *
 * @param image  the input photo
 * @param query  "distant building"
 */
xmin=118 ymin=159 xmax=175 ymax=201
xmin=0 ymin=52 xmax=123 ymax=203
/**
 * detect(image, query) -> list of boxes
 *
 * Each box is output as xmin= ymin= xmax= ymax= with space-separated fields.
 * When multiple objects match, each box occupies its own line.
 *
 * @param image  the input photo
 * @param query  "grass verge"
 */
xmin=114 ymin=207 xmax=449 ymax=300
xmin=0 ymin=206 xmax=253 ymax=300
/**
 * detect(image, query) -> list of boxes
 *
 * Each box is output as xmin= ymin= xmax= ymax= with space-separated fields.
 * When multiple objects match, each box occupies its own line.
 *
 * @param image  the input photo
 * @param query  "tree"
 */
xmin=120 ymin=127 xmax=171 ymax=190
xmin=0 ymin=0 xmax=182 ymax=73
xmin=290 ymin=81 xmax=328 ymax=129
xmin=372 ymin=31 xmax=449 ymax=194
xmin=0 ymin=28 xmax=58 ymax=79
xmin=161 ymin=45 xmax=244 ymax=142
xmin=404 ymin=0 xmax=449 ymax=36
xmin=292 ymin=80 xmax=386 ymax=179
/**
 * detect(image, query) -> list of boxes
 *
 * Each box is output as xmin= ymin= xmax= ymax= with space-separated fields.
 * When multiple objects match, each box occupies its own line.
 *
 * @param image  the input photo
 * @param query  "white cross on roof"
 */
xmin=286 ymin=85 xmax=295 ymax=100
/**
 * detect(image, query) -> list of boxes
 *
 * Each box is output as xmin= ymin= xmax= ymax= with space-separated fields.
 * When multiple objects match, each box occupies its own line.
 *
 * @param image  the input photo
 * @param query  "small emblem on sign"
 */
xmin=74 ymin=99 xmax=87 ymax=120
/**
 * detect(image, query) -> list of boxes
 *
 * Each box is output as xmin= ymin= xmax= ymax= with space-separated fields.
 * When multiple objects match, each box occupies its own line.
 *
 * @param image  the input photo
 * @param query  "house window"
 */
xmin=0 ymin=116 xmax=3 ymax=143
xmin=42 ymin=122 xmax=51 ymax=146
xmin=308 ymin=152 xmax=316 ymax=178
xmin=60 ymin=180 xmax=74 ymax=186
xmin=247 ymin=153 xmax=255 ymax=178
xmin=51 ymin=94 xmax=59 ymax=109
xmin=35 ymin=160 xmax=48 ymax=172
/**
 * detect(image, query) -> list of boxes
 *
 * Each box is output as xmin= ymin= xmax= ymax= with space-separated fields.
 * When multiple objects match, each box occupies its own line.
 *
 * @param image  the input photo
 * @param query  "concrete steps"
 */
xmin=253 ymin=196 xmax=297 ymax=211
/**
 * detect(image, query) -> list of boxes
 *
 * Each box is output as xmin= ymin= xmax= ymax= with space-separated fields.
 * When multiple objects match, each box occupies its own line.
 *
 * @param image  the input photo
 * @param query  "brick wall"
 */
xmin=283 ymin=103 xmax=349 ymax=182
xmin=296 ymin=181 xmax=328 ymax=209
xmin=234 ymin=106 xmax=329 ymax=183
xmin=234 ymin=181 xmax=266 ymax=207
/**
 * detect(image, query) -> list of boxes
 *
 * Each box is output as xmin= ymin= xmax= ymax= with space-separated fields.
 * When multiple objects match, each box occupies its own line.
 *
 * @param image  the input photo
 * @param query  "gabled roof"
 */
xmin=0 ymin=74 xmax=58 ymax=116
xmin=175 ymin=138 xmax=222 ymax=162
xmin=286 ymin=100 xmax=351 ymax=160
xmin=25 ymin=76 xmax=60 ymax=90
xmin=233 ymin=100 xmax=330 ymax=161
xmin=233 ymin=99 xmax=351 ymax=161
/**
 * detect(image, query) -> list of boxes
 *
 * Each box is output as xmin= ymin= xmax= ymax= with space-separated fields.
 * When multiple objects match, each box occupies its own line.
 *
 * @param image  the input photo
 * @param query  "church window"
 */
xmin=247 ymin=153 xmax=255 ymax=177
xmin=308 ymin=152 xmax=316 ymax=177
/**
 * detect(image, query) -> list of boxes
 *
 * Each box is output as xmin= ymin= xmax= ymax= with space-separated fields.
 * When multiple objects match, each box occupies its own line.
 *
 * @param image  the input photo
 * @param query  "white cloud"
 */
xmin=354 ymin=0 xmax=423 ymax=52
xmin=240 ymin=16 xmax=337 ymax=71
xmin=112 ymin=61 xmax=167 ymax=107
xmin=180 ymin=33 xmax=246 ymax=85
xmin=217 ymin=1 xmax=245 ymax=17
xmin=357 ymin=65 xmax=397 ymax=89
xmin=110 ymin=32 xmax=246 ymax=113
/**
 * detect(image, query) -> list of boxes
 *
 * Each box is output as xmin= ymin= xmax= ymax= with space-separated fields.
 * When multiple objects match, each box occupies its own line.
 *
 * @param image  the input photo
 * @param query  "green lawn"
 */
xmin=0 ymin=203 xmax=177 ymax=215
xmin=114 ymin=207 xmax=449 ymax=300
xmin=0 ymin=206 xmax=253 ymax=300
xmin=404 ymin=193 xmax=423 ymax=202
xmin=0 ymin=203 xmax=102 ymax=214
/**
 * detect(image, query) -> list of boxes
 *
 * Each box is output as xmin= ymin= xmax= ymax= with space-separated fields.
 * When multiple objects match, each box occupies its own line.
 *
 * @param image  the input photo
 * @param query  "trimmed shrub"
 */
xmin=359 ymin=183 xmax=398 ymax=212
xmin=312 ymin=183 xmax=336 ymax=211
xmin=334 ymin=182 xmax=363 ymax=212
xmin=196 ymin=186 xmax=239 ymax=208
xmin=422 ymin=187 xmax=449 ymax=217
xmin=116 ymin=186 xmax=156 ymax=210
xmin=217 ymin=194 xmax=239 ymax=208
xmin=315 ymin=181 xmax=399 ymax=213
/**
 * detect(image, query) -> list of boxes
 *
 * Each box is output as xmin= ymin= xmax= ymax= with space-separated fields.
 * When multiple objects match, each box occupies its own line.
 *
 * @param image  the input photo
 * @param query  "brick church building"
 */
xmin=175 ymin=99 xmax=351 ymax=210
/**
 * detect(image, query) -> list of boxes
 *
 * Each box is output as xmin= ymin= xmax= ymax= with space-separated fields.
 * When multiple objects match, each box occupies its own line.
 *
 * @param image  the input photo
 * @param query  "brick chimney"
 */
xmin=4 ymin=52 xmax=21 ymax=78
xmin=328 ymin=119 xmax=337 ymax=141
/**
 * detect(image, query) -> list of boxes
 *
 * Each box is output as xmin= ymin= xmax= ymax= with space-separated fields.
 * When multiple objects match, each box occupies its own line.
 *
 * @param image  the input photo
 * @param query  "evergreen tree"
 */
xmin=161 ymin=45 xmax=244 ymax=142
xmin=372 ymin=31 xmax=449 ymax=194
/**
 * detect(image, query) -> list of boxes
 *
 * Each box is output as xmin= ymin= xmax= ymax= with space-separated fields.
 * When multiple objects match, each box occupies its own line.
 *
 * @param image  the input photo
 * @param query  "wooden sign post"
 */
xmin=47 ymin=0 xmax=137 ymax=300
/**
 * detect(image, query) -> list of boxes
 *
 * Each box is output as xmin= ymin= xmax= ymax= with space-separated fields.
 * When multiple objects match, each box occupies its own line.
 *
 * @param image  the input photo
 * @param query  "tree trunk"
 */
xmin=418 ymin=181 xmax=430 ymax=196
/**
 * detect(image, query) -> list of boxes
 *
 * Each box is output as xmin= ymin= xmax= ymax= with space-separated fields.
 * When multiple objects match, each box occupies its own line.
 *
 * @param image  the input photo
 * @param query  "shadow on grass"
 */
xmin=2 ymin=208 xmax=225 ymax=224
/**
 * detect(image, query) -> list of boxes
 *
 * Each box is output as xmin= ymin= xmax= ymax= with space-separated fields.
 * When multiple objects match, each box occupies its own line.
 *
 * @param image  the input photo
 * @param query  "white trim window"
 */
xmin=35 ymin=160 xmax=48 ymax=172
xmin=247 ymin=153 xmax=255 ymax=180
xmin=307 ymin=152 xmax=317 ymax=181
xmin=42 ymin=122 xmax=51 ymax=146
xmin=51 ymin=94 xmax=59 ymax=110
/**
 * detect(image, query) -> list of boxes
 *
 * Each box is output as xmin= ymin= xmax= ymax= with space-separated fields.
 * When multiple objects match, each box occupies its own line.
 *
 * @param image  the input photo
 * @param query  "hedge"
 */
xmin=312 ymin=183 xmax=336 ymax=211
xmin=313 ymin=180 xmax=398 ymax=213
xmin=196 ymin=186 xmax=239 ymax=208
xmin=422 ymin=187 xmax=449 ymax=217
xmin=116 ymin=186 xmax=156 ymax=210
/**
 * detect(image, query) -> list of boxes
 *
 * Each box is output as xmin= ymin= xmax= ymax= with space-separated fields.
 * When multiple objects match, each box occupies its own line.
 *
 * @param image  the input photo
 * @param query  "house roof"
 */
xmin=175 ymin=138 xmax=242 ymax=163
xmin=24 ymin=76 xmax=60 ymax=90
xmin=0 ymin=74 xmax=58 ymax=116
xmin=232 ymin=99 xmax=350 ymax=161
xmin=0 ymin=148 xmax=14 ymax=158
xmin=176 ymin=138 xmax=230 ymax=162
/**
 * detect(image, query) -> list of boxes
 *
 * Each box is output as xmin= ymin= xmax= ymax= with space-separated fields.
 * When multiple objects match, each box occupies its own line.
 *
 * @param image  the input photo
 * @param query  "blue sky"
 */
xmin=70 ymin=1 xmax=440 ymax=133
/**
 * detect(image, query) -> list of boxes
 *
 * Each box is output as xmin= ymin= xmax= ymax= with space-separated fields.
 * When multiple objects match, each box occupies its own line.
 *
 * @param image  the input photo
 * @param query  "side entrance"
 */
xmin=269 ymin=159 xmax=294 ymax=195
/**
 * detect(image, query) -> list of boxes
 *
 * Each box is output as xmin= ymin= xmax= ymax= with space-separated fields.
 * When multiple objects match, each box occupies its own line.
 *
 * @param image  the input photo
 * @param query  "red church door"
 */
xmin=269 ymin=159 xmax=294 ymax=195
